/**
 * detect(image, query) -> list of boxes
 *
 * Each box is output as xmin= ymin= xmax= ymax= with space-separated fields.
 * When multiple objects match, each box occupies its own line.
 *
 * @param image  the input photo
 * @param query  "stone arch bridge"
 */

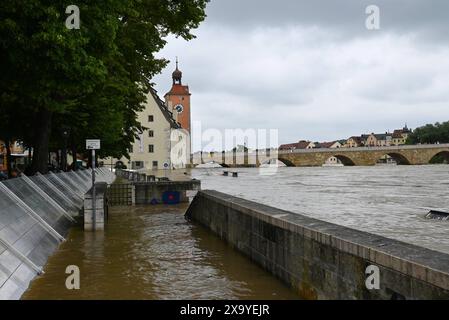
xmin=193 ymin=144 xmax=449 ymax=167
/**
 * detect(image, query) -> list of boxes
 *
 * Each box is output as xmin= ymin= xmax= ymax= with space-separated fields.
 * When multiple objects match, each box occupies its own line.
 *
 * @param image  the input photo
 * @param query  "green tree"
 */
xmin=1 ymin=1 xmax=117 ymax=173
xmin=407 ymin=121 xmax=449 ymax=145
xmin=0 ymin=0 xmax=209 ymax=173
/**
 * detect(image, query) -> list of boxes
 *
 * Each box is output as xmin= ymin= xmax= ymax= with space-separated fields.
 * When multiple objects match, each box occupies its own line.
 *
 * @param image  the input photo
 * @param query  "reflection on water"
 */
xmin=192 ymin=165 xmax=449 ymax=254
xmin=23 ymin=205 xmax=299 ymax=300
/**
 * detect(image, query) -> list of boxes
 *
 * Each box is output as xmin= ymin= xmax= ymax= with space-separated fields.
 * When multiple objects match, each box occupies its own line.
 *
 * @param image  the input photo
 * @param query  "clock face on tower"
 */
xmin=174 ymin=104 xmax=184 ymax=114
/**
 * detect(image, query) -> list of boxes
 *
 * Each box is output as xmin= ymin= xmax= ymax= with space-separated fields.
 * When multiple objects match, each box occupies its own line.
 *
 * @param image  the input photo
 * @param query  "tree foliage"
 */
xmin=0 ymin=0 xmax=208 ymax=173
xmin=406 ymin=121 xmax=449 ymax=145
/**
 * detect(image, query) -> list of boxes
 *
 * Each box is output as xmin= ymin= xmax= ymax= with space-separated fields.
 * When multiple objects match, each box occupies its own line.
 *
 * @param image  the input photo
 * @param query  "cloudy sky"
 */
xmin=153 ymin=0 xmax=449 ymax=150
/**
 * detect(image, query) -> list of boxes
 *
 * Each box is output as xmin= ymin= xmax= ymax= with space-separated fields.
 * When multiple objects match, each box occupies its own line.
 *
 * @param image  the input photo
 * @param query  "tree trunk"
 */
xmin=71 ymin=145 xmax=77 ymax=170
xmin=27 ymin=147 xmax=32 ymax=167
xmin=55 ymin=150 xmax=60 ymax=170
xmin=5 ymin=140 xmax=12 ymax=178
xmin=61 ymin=147 xmax=67 ymax=171
xmin=31 ymin=109 xmax=52 ymax=174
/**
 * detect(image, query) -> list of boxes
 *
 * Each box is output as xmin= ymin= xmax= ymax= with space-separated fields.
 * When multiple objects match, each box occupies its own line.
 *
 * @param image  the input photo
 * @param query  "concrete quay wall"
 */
xmin=186 ymin=190 xmax=449 ymax=300
xmin=134 ymin=180 xmax=201 ymax=205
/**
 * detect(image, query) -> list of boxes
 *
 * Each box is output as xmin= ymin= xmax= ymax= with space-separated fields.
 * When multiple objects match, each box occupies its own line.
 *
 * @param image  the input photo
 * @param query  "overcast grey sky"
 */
xmin=153 ymin=0 xmax=449 ymax=149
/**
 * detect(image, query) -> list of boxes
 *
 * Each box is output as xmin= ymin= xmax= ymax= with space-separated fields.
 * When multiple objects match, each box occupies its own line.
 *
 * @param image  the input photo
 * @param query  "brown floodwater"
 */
xmin=22 ymin=204 xmax=300 ymax=300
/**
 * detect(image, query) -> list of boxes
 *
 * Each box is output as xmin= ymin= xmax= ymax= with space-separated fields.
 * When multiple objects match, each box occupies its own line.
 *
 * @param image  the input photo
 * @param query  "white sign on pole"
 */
xmin=86 ymin=139 xmax=101 ymax=150
xmin=85 ymin=139 xmax=100 ymax=230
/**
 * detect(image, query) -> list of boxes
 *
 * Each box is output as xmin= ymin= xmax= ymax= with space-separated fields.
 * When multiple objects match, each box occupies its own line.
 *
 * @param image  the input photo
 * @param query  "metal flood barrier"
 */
xmin=0 ymin=168 xmax=115 ymax=300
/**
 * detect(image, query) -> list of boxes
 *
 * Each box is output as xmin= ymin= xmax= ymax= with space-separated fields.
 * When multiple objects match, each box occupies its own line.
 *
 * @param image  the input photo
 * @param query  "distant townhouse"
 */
xmin=282 ymin=123 xmax=412 ymax=154
xmin=0 ymin=140 xmax=26 ymax=172
xmin=365 ymin=133 xmax=393 ymax=147
xmin=392 ymin=125 xmax=412 ymax=146
xmin=345 ymin=136 xmax=363 ymax=148
xmin=315 ymin=141 xmax=342 ymax=149
xmin=360 ymin=134 xmax=370 ymax=146
xmin=279 ymin=140 xmax=315 ymax=151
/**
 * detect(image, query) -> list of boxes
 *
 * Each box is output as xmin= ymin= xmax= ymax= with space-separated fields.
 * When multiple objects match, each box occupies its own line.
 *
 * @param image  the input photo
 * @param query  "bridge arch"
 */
xmin=278 ymin=158 xmax=296 ymax=167
xmin=429 ymin=151 xmax=449 ymax=164
xmin=376 ymin=153 xmax=411 ymax=165
xmin=330 ymin=154 xmax=356 ymax=166
xmin=260 ymin=158 xmax=295 ymax=167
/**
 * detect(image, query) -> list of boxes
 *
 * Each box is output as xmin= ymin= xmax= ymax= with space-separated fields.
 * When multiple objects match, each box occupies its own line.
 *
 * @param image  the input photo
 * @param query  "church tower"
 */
xmin=164 ymin=58 xmax=191 ymax=134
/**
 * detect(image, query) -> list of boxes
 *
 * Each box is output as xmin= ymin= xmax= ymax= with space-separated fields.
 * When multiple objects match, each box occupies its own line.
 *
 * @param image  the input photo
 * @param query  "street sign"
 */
xmin=86 ymin=139 xmax=101 ymax=150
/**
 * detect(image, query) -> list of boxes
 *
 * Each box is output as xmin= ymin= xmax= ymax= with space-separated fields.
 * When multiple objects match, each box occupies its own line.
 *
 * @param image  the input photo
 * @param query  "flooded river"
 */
xmin=192 ymin=165 xmax=449 ymax=254
xmin=23 ymin=205 xmax=299 ymax=300
xmin=23 ymin=164 xmax=448 ymax=299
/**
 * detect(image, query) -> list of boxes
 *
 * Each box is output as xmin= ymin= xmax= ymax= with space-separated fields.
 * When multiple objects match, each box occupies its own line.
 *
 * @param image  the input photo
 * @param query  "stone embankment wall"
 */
xmin=186 ymin=190 xmax=449 ymax=300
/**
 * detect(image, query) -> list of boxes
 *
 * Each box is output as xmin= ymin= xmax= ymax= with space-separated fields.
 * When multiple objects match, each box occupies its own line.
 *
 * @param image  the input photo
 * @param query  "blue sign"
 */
xmin=162 ymin=191 xmax=180 ymax=205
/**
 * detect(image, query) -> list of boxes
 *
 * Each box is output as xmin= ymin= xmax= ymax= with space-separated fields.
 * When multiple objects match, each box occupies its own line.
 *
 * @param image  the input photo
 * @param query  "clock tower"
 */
xmin=164 ymin=58 xmax=191 ymax=134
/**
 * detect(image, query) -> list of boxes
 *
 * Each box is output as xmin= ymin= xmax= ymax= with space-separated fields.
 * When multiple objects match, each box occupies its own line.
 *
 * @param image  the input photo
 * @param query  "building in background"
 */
xmin=365 ymin=133 xmax=393 ymax=147
xmin=104 ymin=60 xmax=191 ymax=171
xmin=342 ymin=125 xmax=411 ymax=148
xmin=0 ymin=140 xmax=27 ymax=172
xmin=279 ymin=124 xmax=412 ymax=165
xmin=392 ymin=125 xmax=412 ymax=145
xmin=315 ymin=141 xmax=342 ymax=149
xmin=345 ymin=136 xmax=363 ymax=148
xmin=279 ymin=140 xmax=315 ymax=151
xmin=164 ymin=58 xmax=192 ymax=136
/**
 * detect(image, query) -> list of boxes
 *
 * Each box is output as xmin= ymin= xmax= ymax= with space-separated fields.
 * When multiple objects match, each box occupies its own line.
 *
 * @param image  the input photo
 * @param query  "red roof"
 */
xmin=279 ymin=140 xmax=312 ymax=150
xmin=316 ymin=141 xmax=337 ymax=148
xmin=392 ymin=129 xmax=409 ymax=138
xmin=348 ymin=136 xmax=362 ymax=143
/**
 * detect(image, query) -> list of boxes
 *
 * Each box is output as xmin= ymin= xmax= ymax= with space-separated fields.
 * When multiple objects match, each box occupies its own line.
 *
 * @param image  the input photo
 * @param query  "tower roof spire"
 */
xmin=172 ymin=57 xmax=182 ymax=84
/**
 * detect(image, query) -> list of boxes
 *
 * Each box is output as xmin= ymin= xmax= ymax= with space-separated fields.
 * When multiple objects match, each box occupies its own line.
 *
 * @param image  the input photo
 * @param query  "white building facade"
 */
xmin=104 ymin=88 xmax=189 ymax=171
xmin=103 ymin=61 xmax=192 ymax=171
